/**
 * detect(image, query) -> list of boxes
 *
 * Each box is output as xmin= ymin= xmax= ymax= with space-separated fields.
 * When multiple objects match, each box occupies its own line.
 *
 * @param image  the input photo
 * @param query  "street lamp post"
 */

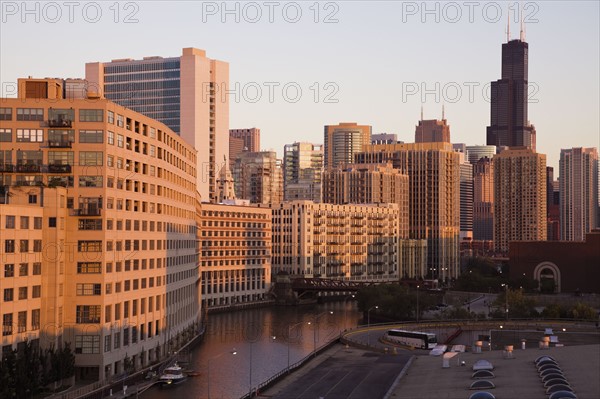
xmin=308 ymin=311 xmax=334 ymax=357
xmin=416 ymin=285 xmax=420 ymax=323
xmin=502 ymin=284 xmax=509 ymax=321
xmin=207 ymin=349 xmax=237 ymax=399
xmin=343 ymin=294 xmax=356 ymax=333
xmin=367 ymin=305 xmax=378 ymax=346
xmin=287 ymin=321 xmax=304 ymax=372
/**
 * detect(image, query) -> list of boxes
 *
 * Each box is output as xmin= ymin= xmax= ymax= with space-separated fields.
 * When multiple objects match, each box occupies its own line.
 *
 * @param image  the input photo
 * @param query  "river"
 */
xmin=142 ymin=301 xmax=361 ymax=399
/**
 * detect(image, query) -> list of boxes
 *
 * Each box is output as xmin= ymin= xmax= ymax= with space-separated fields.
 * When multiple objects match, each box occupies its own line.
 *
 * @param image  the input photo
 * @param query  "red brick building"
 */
xmin=509 ymin=230 xmax=600 ymax=293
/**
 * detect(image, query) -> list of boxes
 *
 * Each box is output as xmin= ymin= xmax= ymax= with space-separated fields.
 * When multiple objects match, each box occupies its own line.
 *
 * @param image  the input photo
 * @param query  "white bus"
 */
xmin=384 ymin=329 xmax=438 ymax=349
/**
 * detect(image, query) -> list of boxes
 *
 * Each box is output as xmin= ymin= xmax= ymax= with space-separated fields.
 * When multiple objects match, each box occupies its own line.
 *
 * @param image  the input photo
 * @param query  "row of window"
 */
xmin=3 ymin=286 xmax=41 ymax=302
xmin=2 ymin=310 xmax=40 ymax=336
xmin=3 ymin=239 xmax=43 ymax=253
xmin=0 ymin=129 xmax=103 ymax=143
xmin=4 ymin=262 xmax=42 ymax=277
xmin=3 ymin=215 xmax=42 ymax=229
xmin=0 ymin=108 xmax=103 ymax=122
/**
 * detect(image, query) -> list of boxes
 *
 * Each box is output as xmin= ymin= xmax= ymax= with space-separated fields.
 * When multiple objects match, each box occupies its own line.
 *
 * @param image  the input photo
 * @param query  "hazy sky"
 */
xmin=1 ymin=1 xmax=599 ymax=170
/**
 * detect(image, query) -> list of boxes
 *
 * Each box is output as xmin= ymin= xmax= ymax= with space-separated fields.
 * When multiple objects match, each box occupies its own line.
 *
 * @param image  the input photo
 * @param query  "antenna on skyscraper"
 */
xmin=442 ymin=104 xmax=445 ymax=121
xmin=420 ymin=104 xmax=424 ymax=121
xmin=506 ymin=4 xmax=510 ymax=42
xmin=520 ymin=3 xmax=525 ymax=41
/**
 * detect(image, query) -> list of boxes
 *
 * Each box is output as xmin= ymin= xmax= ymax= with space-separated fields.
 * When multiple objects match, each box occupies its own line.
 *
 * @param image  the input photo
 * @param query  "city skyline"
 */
xmin=1 ymin=1 xmax=598 ymax=171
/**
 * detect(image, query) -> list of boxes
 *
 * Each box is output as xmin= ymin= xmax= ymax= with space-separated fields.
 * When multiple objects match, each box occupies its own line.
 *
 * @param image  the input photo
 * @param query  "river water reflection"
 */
xmin=142 ymin=301 xmax=360 ymax=399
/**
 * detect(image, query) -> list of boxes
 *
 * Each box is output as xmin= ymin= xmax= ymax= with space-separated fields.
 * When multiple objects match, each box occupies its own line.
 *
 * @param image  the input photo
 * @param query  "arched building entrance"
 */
xmin=533 ymin=262 xmax=561 ymax=293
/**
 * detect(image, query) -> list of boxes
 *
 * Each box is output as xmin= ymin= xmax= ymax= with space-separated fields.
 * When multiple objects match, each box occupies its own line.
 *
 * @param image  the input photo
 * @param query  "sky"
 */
xmin=1 ymin=1 xmax=599 ymax=171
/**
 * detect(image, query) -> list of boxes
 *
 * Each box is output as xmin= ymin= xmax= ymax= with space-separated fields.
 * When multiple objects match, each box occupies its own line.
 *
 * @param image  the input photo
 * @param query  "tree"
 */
xmin=492 ymin=288 xmax=538 ymax=318
xmin=0 ymin=349 xmax=16 ymax=398
xmin=357 ymin=284 xmax=436 ymax=321
xmin=568 ymin=303 xmax=598 ymax=320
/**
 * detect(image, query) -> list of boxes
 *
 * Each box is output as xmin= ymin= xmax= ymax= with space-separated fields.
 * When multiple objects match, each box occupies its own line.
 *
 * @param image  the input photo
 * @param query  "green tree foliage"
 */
xmin=568 ymin=302 xmax=598 ymax=320
xmin=492 ymin=288 xmax=538 ymax=318
xmin=357 ymin=284 xmax=437 ymax=321
xmin=454 ymin=257 xmax=506 ymax=293
xmin=0 ymin=349 xmax=17 ymax=398
xmin=435 ymin=306 xmax=475 ymax=320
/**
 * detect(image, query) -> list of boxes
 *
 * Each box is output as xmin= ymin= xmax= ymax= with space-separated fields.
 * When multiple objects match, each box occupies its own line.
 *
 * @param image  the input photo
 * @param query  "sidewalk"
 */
xmin=102 ymin=379 xmax=158 ymax=399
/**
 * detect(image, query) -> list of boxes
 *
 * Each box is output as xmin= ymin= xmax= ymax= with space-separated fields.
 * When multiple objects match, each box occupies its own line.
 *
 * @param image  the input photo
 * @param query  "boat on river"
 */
xmin=159 ymin=362 xmax=187 ymax=387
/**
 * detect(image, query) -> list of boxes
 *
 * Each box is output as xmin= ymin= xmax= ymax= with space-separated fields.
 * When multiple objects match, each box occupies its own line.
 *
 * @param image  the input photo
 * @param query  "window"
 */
xmin=79 ymin=130 xmax=103 ymax=143
xmin=33 ymin=240 xmax=42 ymax=252
xmin=79 ymin=151 xmax=104 ymax=166
xmin=32 ymin=262 xmax=41 ymax=275
xmin=104 ymin=335 xmax=112 ymax=352
xmin=32 ymin=286 xmax=41 ymax=298
xmin=107 ymin=110 xmax=115 ymax=124
xmin=19 ymin=216 xmax=29 ymax=229
xmin=117 ymin=134 xmax=124 ymax=148
xmin=19 ymin=263 xmax=28 ymax=276
xmin=75 ymin=335 xmax=100 ymax=354
xmin=31 ymin=309 xmax=40 ymax=330
xmin=3 ymin=289 xmax=14 ymax=302
xmin=76 ymin=305 xmax=101 ymax=323
xmin=20 ymin=240 xmax=29 ymax=252
xmin=77 ymin=262 xmax=101 ymax=273
xmin=34 ymin=217 xmax=42 ymax=229
xmin=79 ymin=176 xmax=103 ymax=188
xmin=48 ymin=129 xmax=75 ymax=144
xmin=16 ymin=108 xmax=43 ymax=121
xmin=114 ymin=332 xmax=121 ymax=349
xmin=76 ymin=284 xmax=102 ymax=296
xmin=78 ymin=219 xmax=102 ymax=230
xmin=17 ymin=311 xmax=26 ymax=333
xmin=4 ymin=264 xmax=14 ymax=277
xmin=0 ymin=108 xmax=12 ymax=121
xmin=16 ymin=129 xmax=43 ymax=142
xmin=49 ymin=217 xmax=57 ymax=227
xmin=4 ymin=240 xmax=15 ymax=253
xmin=78 ymin=241 xmax=102 ymax=252
xmin=29 ymin=194 xmax=38 ymax=204
xmin=0 ymin=128 xmax=11 ymax=141
xmin=2 ymin=313 xmax=13 ymax=336
xmin=18 ymin=287 xmax=27 ymax=300
xmin=5 ymin=215 xmax=15 ymax=229
xmin=117 ymin=114 xmax=124 ymax=127
xmin=79 ymin=109 xmax=103 ymax=122
xmin=48 ymin=151 xmax=74 ymax=166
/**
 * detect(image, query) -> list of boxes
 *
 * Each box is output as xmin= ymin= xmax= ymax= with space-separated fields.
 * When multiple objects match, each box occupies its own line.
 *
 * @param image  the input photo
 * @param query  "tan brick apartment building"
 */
xmin=0 ymin=78 xmax=200 ymax=381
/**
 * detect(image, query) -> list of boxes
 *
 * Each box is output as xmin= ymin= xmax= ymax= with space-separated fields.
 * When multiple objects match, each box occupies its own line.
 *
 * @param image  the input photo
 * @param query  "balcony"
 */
xmin=70 ymin=208 xmax=102 ymax=217
xmin=16 ymin=164 xmax=42 ymax=173
xmin=0 ymin=163 xmax=14 ymax=172
xmin=47 ymin=140 xmax=73 ymax=148
xmin=46 ymin=164 xmax=72 ymax=173
xmin=48 ymin=118 xmax=72 ymax=128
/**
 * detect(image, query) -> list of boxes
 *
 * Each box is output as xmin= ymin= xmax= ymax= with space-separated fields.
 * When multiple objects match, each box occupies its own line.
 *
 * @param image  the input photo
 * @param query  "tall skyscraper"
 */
xmin=324 ymin=122 xmax=371 ymax=169
xmin=229 ymin=128 xmax=260 ymax=163
xmin=415 ymin=118 xmax=451 ymax=143
xmin=486 ymin=33 xmax=536 ymax=150
xmin=356 ymin=142 xmax=460 ymax=280
xmin=494 ymin=148 xmax=547 ymax=253
xmin=559 ymin=147 xmax=599 ymax=241
xmin=466 ymin=145 xmax=497 ymax=164
xmin=232 ymin=151 xmax=283 ymax=205
xmin=473 ymin=157 xmax=494 ymax=241
xmin=86 ymin=48 xmax=229 ymax=202
xmin=283 ymin=142 xmax=323 ymax=202
xmin=456 ymin=151 xmax=474 ymax=239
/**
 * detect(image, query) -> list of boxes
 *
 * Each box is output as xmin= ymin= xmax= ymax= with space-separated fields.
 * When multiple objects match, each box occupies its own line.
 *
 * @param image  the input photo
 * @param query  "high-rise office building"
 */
xmin=232 ymin=151 xmax=283 ymax=205
xmin=559 ymin=147 xmax=599 ymax=241
xmin=466 ymin=145 xmax=497 ymax=165
xmin=371 ymin=133 xmax=399 ymax=145
xmin=1 ymin=78 xmax=200 ymax=380
xmin=324 ymin=122 xmax=371 ymax=169
xmin=456 ymin=151 xmax=474 ymax=239
xmin=473 ymin=157 xmax=494 ymax=241
xmin=486 ymin=34 xmax=536 ymax=150
xmin=494 ymin=147 xmax=547 ymax=253
xmin=415 ymin=118 xmax=451 ymax=143
xmin=229 ymin=128 xmax=260 ymax=164
xmin=546 ymin=167 xmax=560 ymax=241
xmin=356 ymin=142 xmax=461 ymax=280
xmin=283 ymin=142 xmax=323 ymax=202
xmin=86 ymin=48 xmax=229 ymax=202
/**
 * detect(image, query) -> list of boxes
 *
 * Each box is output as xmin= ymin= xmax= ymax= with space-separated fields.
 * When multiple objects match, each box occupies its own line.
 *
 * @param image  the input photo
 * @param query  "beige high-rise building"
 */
xmin=494 ymin=147 xmax=547 ymax=253
xmin=271 ymin=201 xmax=401 ymax=280
xmin=356 ymin=142 xmax=461 ymax=280
xmin=324 ymin=122 xmax=371 ymax=169
xmin=232 ymin=151 xmax=283 ymax=205
xmin=200 ymin=203 xmax=271 ymax=308
xmin=322 ymin=163 xmax=409 ymax=239
xmin=230 ymin=128 xmax=260 ymax=156
xmin=559 ymin=147 xmax=599 ymax=241
xmin=415 ymin=118 xmax=451 ymax=143
xmin=473 ymin=157 xmax=494 ymax=241
xmin=283 ymin=142 xmax=323 ymax=202
xmin=1 ymin=78 xmax=200 ymax=381
xmin=86 ymin=47 xmax=229 ymax=203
